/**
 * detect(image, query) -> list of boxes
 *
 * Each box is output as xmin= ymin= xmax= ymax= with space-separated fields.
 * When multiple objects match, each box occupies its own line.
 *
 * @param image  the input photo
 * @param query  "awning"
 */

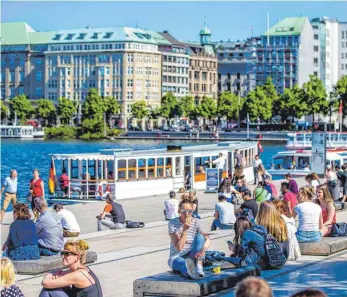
xmin=53 ymin=154 xmax=114 ymax=161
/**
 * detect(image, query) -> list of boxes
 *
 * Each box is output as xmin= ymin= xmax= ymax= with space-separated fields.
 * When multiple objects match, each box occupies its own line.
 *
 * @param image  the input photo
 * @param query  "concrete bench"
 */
xmin=299 ymin=237 xmax=347 ymax=256
xmin=133 ymin=265 xmax=260 ymax=297
xmin=335 ymin=202 xmax=347 ymax=211
xmin=13 ymin=251 xmax=97 ymax=275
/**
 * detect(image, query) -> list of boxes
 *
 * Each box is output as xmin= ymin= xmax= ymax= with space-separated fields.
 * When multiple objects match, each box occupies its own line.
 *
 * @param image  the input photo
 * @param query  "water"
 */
xmin=1 ymin=139 xmax=284 ymax=206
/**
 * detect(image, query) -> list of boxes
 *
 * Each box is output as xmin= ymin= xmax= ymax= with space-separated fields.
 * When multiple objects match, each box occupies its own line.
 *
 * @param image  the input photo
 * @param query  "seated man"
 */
xmin=97 ymin=193 xmax=126 ymax=231
xmin=164 ymin=191 xmax=179 ymax=220
xmin=35 ymin=200 xmax=64 ymax=256
xmin=211 ymin=193 xmax=236 ymax=231
xmin=235 ymin=190 xmax=258 ymax=222
xmin=168 ymin=199 xmax=210 ymax=279
xmin=234 ymin=178 xmax=248 ymax=194
xmin=53 ymin=204 xmax=81 ymax=237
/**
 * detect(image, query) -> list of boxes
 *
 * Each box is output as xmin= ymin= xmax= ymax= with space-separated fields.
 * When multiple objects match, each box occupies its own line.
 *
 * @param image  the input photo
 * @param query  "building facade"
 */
xmin=339 ymin=22 xmax=347 ymax=77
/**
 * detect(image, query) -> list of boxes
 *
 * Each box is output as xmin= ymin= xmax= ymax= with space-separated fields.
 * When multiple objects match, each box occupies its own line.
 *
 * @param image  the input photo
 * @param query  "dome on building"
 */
xmin=200 ymin=23 xmax=211 ymax=35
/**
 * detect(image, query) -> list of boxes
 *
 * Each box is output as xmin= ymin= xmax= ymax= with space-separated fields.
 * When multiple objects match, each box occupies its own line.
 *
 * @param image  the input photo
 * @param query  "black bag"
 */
xmin=263 ymin=233 xmax=287 ymax=269
xmin=330 ymin=223 xmax=347 ymax=237
xmin=125 ymin=220 xmax=145 ymax=228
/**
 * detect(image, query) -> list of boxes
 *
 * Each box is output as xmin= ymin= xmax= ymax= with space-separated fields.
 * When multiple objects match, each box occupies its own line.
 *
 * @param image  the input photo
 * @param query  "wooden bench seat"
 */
xmin=299 ymin=237 xmax=347 ymax=256
xmin=13 ymin=251 xmax=97 ymax=275
xmin=133 ymin=265 xmax=260 ymax=297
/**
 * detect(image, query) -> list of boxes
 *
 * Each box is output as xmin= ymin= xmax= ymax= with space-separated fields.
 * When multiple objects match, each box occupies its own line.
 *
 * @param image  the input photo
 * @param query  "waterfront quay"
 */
xmin=2 ymin=178 xmax=347 ymax=297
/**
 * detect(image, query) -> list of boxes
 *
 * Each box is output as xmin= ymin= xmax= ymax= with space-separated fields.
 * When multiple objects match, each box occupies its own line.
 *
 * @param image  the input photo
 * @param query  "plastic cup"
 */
xmin=212 ymin=263 xmax=221 ymax=274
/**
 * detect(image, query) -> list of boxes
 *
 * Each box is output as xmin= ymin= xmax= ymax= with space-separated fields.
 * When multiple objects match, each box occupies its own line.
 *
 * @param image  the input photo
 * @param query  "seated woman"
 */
xmin=168 ymin=199 xmax=210 ymax=279
xmin=40 ymin=240 xmax=103 ymax=297
xmin=293 ymin=186 xmax=323 ymax=243
xmin=316 ymin=185 xmax=336 ymax=236
xmin=273 ymin=201 xmax=301 ymax=261
xmin=225 ymin=217 xmax=267 ymax=268
xmin=256 ymin=201 xmax=289 ymax=259
xmin=2 ymin=203 xmax=40 ymax=261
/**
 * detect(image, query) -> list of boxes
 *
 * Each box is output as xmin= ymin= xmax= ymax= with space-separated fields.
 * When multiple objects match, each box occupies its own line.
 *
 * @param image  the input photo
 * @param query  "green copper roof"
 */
xmin=262 ymin=17 xmax=308 ymax=36
xmin=1 ymin=22 xmax=171 ymax=45
xmin=200 ymin=22 xmax=211 ymax=35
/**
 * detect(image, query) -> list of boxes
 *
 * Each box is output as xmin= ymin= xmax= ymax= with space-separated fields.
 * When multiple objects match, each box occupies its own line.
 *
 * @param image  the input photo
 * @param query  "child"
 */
xmin=1 ymin=257 xmax=25 ymax=297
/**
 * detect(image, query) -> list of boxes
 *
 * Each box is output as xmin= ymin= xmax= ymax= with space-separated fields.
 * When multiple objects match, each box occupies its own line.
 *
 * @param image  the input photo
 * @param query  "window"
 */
xmin=10 ymin=72 xmax=15 ymax=82
xmin=313 ymin=71 xmax=318 ymax=76
xmin=314 ymin=58 xmax=318 ymax=65
xmin=194 ymin=71 xmax=199 ymax=80
xmin=19 ymin=72 xmax=25 ymax=82
xmin=314 ymin=46 xmax=319 ymax=52
xmin=18 ymin=86 xmax=24 ymax=95
xmin=127 ymin=79 xmax=133 ymax=87
xmin=36 ymin=87 xmax=43 ymax=98
xmin=138 ymin=159 xmax=146 ymax=179
xmin=148 ymin=158 xmax=155 ymax=178
xmin=117 ymin=160 xmax=126 ymax=180
xmin=165 ymin=157 xmax=172 ymax=177
xmin=194 ymin=83 xmax=199 ymax=92
xmin=314 ymin=34 xmax=319 ymax=40
xmin=128 ymin=159 xmax=136 ymax=179
xmin=127 ymin=92 xmax=133 ymax=100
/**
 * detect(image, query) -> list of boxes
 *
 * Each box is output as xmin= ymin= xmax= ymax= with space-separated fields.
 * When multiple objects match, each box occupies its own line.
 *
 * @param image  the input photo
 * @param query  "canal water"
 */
xmin=1 ymin=139 xmax=284 ymax=206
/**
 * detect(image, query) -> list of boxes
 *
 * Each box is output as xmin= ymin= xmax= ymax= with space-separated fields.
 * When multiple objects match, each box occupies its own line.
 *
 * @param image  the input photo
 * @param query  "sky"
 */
xmin=2 ymin=1 xmax=347 ymax=42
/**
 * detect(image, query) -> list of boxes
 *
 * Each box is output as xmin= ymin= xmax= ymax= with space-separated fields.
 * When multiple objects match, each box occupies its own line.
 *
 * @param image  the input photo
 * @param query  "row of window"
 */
xmin=1 ymin=72 xmax=26 ymax=83
xmin=162 ymin=76 xmax=188 ymax=84
xmin=163 ymin=66 xmax=188 ymax=74
xmin=189 ymin=59 xmax=217 ymax=69
xmin=163 ymin=55 xmax=189 ymax=64
xmin=126 ymin=66 xmax=160 ymax=76
xmin=342 ymin=42 xmax=347 ymax=48
xmin=189 ymin=83 xmax=213 ymax=93
xmin=126 ymin=54 xmax=160 ymax=64
xmin=342 ymin=31 xmax=347 ymax=39
xmin=126 ymin=92 xmax=159 ymax=101
xmin=261 ymin=36 xmax=300 ymax=47
xmin=162 ymin=86 xmax=188 ymax=94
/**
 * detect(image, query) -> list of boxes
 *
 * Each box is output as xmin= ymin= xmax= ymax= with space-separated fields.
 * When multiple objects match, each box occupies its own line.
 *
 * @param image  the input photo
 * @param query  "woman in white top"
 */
xmin=273 ymin=200 xmax=301 ymax=261
xmin=293 ymin=186 xmax=323 ymax=243
xmin=326 ymin=164 xmax=340 ymax=201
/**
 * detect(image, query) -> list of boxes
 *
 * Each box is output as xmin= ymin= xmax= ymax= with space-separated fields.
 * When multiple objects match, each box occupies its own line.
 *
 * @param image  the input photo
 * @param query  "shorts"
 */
xmin=2 ymin=193 xmax=17 ymax=211
xmin=296 ymin=230 xmax=322 ymax=243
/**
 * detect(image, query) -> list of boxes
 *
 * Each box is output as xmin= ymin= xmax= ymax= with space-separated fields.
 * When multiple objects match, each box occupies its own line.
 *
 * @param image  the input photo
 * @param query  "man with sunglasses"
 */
xmin=168 ymin=199 xmax=210 ymax=279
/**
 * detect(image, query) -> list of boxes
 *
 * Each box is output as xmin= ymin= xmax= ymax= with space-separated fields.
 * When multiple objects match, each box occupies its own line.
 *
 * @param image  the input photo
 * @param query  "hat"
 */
xmin=285 ymin=173 xmax=292 ymax=177
xmin=326 ymin=164 xmax=332 ymax=170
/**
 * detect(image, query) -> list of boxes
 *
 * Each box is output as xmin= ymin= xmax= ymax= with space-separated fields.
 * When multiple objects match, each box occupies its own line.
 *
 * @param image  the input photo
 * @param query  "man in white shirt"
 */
xmin=253 ymin=155 xmax=263 ymax=185
xmin=207 ymin=153 xmax=225 ymax=186
xmin=53 ymin=204 xmax=81 ymax=237
xmin=211 ymin=194 xmax=236 ymax=230
xmin=164 ymin=191 xmax=179 ymax=220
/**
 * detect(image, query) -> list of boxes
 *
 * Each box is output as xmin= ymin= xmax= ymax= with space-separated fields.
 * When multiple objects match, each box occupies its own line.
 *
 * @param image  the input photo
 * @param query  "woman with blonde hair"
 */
xmin=293 ymin=186 xmax=323 ymax=243
xmin=316 ymin=185 xmax=336 ymax=236
xmin=256 ymin=201 xmax=289 ymax=258
xmin=1 ymin=257 xmax=25 ymax=297
xmin=39 ymin=240 xmax=103 ymax=297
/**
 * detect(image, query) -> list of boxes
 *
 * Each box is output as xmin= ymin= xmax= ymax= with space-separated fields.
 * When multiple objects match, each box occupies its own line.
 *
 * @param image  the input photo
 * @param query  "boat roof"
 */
xmin=1 ymin=125 xmax=34 ymax=128
xmin=52 ymin=141 xmax=257 ymax=160
xmin=274 ymin=150 xmax=344 ymax=159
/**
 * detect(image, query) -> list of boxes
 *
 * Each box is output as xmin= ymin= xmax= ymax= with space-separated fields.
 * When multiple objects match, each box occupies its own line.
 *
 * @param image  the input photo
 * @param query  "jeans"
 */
xmin=172 ymin=233 xmax=205 ymax=277
xmin=39 ymin=287 xmax=71 ymax=297
xmin=211 ymin=219 xmax=234 ymax=231
xmin=253 ymin=167 xmax=258 ymax=184
xmin=39 ymin=247 xmax=59 ymax=256
xmin=97 ymin=218 xmax=126 ymax=231
xmin=296 ymin=230 xmax=322 ymax=243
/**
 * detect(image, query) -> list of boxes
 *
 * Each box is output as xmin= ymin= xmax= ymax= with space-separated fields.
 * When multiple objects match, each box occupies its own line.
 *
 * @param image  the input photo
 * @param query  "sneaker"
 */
xmin=196 ymin=262 xmax=205 ymax=277
xmin=185 ymin=258 xmax=199 ymax=280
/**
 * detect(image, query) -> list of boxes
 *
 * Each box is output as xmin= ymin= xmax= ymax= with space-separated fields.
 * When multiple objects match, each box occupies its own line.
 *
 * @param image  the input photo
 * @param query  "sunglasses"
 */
xmin=60 ymin=251 xmax=78 ymax=257
xmin=181 ymin=209 xmax=193 ymax=215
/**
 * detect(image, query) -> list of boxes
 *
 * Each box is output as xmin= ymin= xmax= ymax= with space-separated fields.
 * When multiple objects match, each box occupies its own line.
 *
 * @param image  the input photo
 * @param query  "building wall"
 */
xmin=298 ymin=18 xmax=314 ymax=87
xmin=339 ymin=23 xmax=347 ymax=77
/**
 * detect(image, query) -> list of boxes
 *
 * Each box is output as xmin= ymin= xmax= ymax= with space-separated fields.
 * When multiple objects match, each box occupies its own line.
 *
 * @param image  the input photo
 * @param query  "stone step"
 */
xmin=299 ymin=237 xmax=347 ymax=256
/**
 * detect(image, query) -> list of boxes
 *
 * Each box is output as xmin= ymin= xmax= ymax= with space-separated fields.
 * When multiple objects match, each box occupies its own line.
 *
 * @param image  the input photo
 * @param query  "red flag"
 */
xmin=258 ymin=141 xmax=264 ymax=153
xmin=48 ymin=157 xmax=56 ymax=194
xmin=338 ymin=100 xmax=343 ymax=114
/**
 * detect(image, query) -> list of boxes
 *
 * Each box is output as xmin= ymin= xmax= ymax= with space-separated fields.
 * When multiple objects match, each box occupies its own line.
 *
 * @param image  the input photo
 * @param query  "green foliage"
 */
xmin=334 ymin=75 xmax=347 ymax=116
xmin=244 ymin=87 xmax=272 ymax=121
xmin=57 ymin=97 xmax=76 ymax=124
xmin=9 ymin=95 xmax=34 ymax=124
xmin=0 ymin=100 xmax=9 ymax=120
xmin=103 ymin=96 xmax=120 ymax=125
xmin=107 ymin=128 xmax=123 ymax=137
xmin=45 ymin=126 xmax=78 ymax=139
xmin=131 ymin=100 xmax=149 ymax=119
xmin=148 ymin=106 xmax=161 ymax=119
xmin=195 ymin=96 xmax=217 ymax=119
xmin=218 ymin=92 xmax=243 ymax=120
xmin=302 ymin=75 xmax=328 ymax=121
xmin=160 ymin=93 xmax=182 ymax=119
xmin=262 ymin=77 xmax=279 ymax=103
xmin=180 ymin=95 xmax=195 ymax=118
xmin=35 ymin=99 xmax=56 ymax=126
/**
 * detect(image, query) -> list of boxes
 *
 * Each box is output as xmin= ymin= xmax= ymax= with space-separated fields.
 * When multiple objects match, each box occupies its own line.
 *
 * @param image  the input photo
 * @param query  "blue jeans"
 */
xmin=211 ymin=219 xmax=234 ymax=231
xmin=39 ymin=248 xmax=59 ymax=256
xmin=296 ymin=230 xmax=322 ymax=243
xmin=39 ymin=287 xmax=71 ymax=297
xmin=172 ymin=233 xmax=205 ymax=277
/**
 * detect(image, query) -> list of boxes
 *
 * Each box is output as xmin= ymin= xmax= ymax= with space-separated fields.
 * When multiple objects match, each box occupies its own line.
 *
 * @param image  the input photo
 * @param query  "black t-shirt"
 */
xmin=241 ymin=200 xmax=258 ymax=218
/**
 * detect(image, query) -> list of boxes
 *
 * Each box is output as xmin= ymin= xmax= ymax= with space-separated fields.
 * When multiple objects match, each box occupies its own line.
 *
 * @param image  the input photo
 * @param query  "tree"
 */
xmin=103 ymin=96 xmax=120 ymax=127
xmin=0 ymin=100 xmax=9 ymax=121
xmin=195 ymin=96 xmax=217 ymax=120
xmin=131 ymin=100 xmax=149 ymax=120
xmin=160 ymin=92 xmax=181 ymax=120
xmin=180 ymin=95 xmax=195 ymax=118
xmin=244 ymin=87 xmax=272 ymax=121
xmin=262 ymin=77 xmax=278 ymax=104
xmin=148 ymin=106 xmax=161 ymax=119
xmin=35 ymin=99 xmax=56 ymax=126
xmin=334 ymin=75 xmax=347 ymax=117
xmin=217 ymin=91 xmax=243 ymax=120
xmin=301 ymin=75 xmax=328 ymax=122
xmin=57 ymin=97 xmax=77 ymax=125
xmin=9 ymin=95 xmax=34 ymax=124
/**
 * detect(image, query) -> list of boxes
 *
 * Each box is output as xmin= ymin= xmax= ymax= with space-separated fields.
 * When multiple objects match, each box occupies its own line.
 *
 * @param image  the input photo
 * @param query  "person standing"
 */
xmin=252 ymin=155 xmax=262 ymax=185
xmin=337 ymin=165 xmax=347 ymax=202
xmin=53 ymin=204 xmax=81 ymax=237
xmin=59 ymin=169 xmax=69 ymax=197
xmin=29 ymin=169 xmax=45 ymax=218
xmin=285 ymin=173 xmax=299 ymax=195
xmin=326 ymin=164 xmax=340 ymax=201
xmin=207 ymin=153 xmax=225 ymax=186
xmin=0 ymin=169 xmax=17 ymax=223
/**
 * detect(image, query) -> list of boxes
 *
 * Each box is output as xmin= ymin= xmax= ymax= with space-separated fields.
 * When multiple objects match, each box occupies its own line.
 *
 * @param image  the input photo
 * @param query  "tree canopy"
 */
xmin=35 ymin=99 xmax=56 ymax=126
xmin=131 ymin=100 xmax=149 ymax=119
xmin=218 ymin=91 xmax=243 ymax=120
xmin=57 ymin=97 xmax=77 ymax=124
xmin=9 ymin=95 xmax=34 ymax=124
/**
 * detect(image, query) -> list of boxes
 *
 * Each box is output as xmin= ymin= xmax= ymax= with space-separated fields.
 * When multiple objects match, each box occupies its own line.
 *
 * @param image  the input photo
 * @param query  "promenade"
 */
xmin=2 ymin=178 xmax=347 ymax=297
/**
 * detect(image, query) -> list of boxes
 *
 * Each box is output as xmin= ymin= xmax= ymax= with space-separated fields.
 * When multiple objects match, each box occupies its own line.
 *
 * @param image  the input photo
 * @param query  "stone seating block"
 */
xmin=13 ymin=251 xmax=97 ymax=275
xmin=299 ymin=237 xmax=347 ymax=256
xmin=133 ymin=265 xmax=260 ymax=297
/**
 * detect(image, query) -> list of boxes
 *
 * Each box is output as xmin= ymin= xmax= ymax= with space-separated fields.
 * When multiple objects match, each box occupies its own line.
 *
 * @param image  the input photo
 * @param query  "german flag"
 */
xmin=48 ymin=157 xmax=56 ymax=194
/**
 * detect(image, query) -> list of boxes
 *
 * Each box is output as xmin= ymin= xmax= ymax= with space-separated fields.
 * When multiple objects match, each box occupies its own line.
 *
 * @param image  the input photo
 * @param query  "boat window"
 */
xmin=184 ymin=156 xmax=191 ymax=166
xmin=107 ymin=161 xmax=114 ymax=180
xmin=166 ymin=157 xmax=172 ymax=177
xmin=244 ymin=150 xmax=248 ymax=166
xmin=211 ymin=155 xmax=218 ymax=168
xmin=148 ymin=158 xmax=155 ymax=178
xmin=82 ymin=160 xmax=87 ymax=179
xmin=118 ymin=159 xmax=126 ymax=180
xmin=138 ymin=158 xmax=146 ymax=179
xmin=194 ymin=157 xmax=208 ymax=173
xmin=128 ymin=159 xmax=136 ymax=180
xmin=71 ymin=160 xmax=79 ymax=179
xmin=88 ymin=160 xmax=96 ymax=180
xmin=175 ymin=157 xmax=181 ymax=175
xmin=97 ymin=161 xmax=102 ymax=180
xmin=157 ymin=157 xmax=164 ymax=178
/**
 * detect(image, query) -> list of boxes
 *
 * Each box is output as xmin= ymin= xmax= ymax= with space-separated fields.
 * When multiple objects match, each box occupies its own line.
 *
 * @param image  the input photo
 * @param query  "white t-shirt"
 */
xmin=213 ymin=157 xmax=225 ymax=170
xmin=311 ymin=180 xmax=320 ymax=187
xmin=294 ymin=202 xmax=322 ymax=232
xmin=56 ymin=209 xmax=81 ymax=232
xmin=165 ymin=199 xmax=179 ymax=220
xmin=215 ymin=201 xmax=236 ymax=225
xmin=253 ymin=159 xmax=262 ymax=168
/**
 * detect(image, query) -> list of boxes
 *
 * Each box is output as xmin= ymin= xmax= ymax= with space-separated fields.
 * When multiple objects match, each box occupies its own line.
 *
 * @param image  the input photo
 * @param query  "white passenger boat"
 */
xmin=286 ymin=132 xmax=347 ymax=151
xmin=1 ymin=125 xmax=34 ymax=138
xmin=49 ymin=141 xmax=258 ymax=200
xmin=33 ymin=127 xmax=45 ymax=138
xmin=268 ymin=150 xmax=345 ymax=177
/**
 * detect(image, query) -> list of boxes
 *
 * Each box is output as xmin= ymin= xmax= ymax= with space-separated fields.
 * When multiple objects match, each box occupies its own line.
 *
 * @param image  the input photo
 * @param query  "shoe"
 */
xmin=196 ymin=262 xmax=205 ymax=277
xmin=185 ymin=258 xmax=199 ymax=280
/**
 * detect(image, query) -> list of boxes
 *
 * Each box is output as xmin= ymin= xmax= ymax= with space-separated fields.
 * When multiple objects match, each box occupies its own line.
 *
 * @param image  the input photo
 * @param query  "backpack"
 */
xmin=263 ymin=233 xmax=287 ymax=269
xmin=125 ymin=220 xmax=145 ymax=228
xmin=237 ymin=207 xmax=254 ymax=223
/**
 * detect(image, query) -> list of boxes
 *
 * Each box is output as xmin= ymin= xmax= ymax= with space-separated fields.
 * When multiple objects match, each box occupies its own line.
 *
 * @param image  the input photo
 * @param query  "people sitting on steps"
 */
xmin=285 ymin=173 xmax=299 ymax=195
xmin=164 ymin=191 xmax=179 ymax=220
xmin=39 ymin=240 xmax=103 ymax=297
xmin=2 ymin=203 xmax=40 ymax=261
xmin=254 ymin=182 xmax=269 ymax=203
xmin=315 ymin=185 xmax=336 ymax=237
xmin=264 ymin=177 xmax=279 ymax=200
xmin=281 ymin=182 xmax=298 ymax=215
xmin=35 ymin=199 xmax=64 ymax=256
xmin=168 ymin=198 xmax=210 ymax=279
xmin=96 ymin=194 xmax=126 ymax=231
xmin=235 ymin=189 xmax=258 ymax=222
xmin=53 ymin=204 xmax=81 ymax=237
xmin=210 ymin=193 xmax=236 ymax=231
xmin=219 ymin=176 xmax=240 ymax=203
xmin=293 ymin=186 xmax=323 ymax=243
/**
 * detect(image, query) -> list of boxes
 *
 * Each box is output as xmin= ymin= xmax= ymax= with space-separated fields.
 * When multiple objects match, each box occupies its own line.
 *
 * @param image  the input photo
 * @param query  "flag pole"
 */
xmin=340 ymin=100 xmax=343 ymax=132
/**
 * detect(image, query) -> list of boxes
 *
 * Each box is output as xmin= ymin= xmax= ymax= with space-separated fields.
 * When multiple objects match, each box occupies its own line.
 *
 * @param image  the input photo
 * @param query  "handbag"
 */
xmin=330 ymin=222 xmax=347 ymax=237
xmin=125 ymin=220 xmax=145 ymax=228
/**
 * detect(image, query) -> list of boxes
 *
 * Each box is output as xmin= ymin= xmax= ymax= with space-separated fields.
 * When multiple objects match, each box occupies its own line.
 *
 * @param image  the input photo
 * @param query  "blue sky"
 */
xmin=2 ymin=1 xmax=347 ymax=42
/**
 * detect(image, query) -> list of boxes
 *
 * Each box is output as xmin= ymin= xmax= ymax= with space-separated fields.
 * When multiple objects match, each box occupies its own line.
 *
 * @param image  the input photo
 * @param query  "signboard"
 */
xmin=205 ymin=168 xmax=219 ymax=193
xmin=311 ymin=122 xmax=327 ymax=176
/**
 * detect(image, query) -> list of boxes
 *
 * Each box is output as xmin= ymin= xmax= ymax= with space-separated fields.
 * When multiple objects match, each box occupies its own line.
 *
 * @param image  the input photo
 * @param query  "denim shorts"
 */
xmin=296 ymin=230 xmax=322 ymax=243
